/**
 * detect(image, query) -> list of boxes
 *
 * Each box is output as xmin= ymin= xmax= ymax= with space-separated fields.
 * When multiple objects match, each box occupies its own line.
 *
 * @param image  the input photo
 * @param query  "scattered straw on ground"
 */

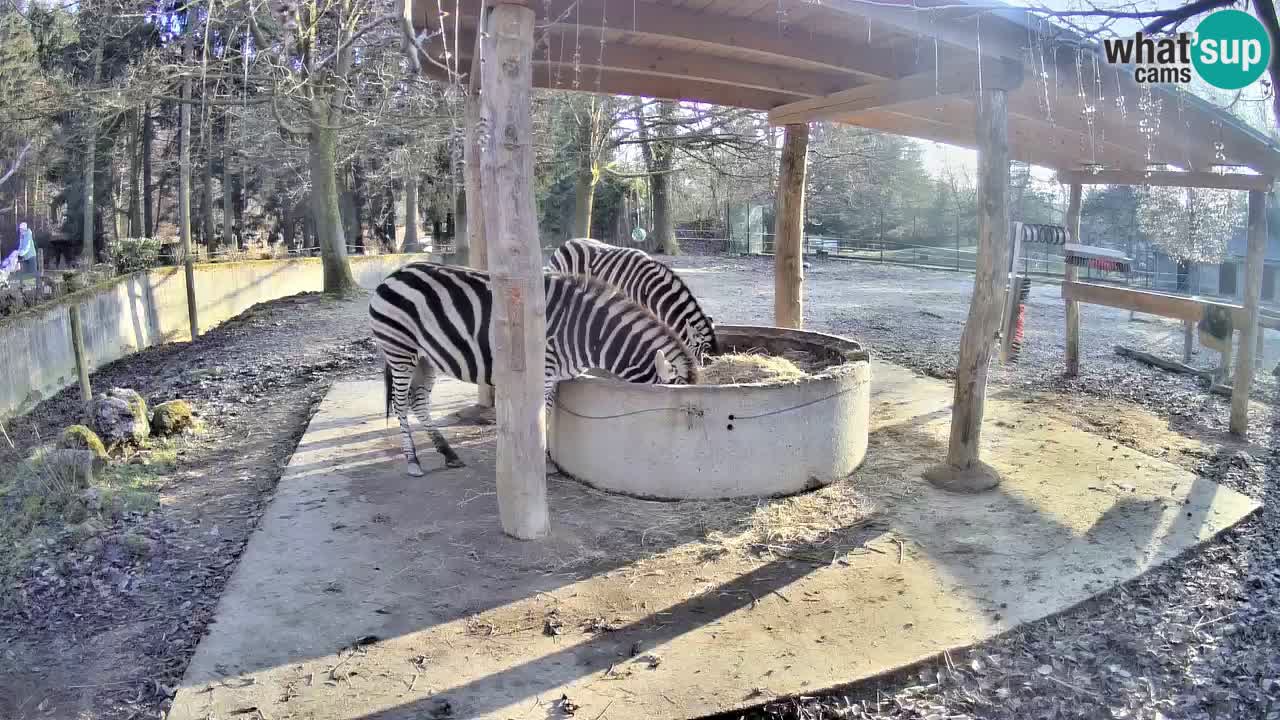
xmin=700 ymin=353 xmax=808 ymax=385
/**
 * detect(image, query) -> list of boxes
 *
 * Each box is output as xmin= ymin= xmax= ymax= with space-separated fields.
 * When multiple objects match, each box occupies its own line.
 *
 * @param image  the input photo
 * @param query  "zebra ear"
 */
xmin=655 ymin=349 xmax=675 ymax=381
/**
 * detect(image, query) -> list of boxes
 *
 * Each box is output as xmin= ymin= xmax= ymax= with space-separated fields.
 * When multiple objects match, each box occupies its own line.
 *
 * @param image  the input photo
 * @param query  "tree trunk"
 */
xmin=773 ymin=123 xmax=808 ymax=329
xmin=308 ymin=121 xmax=357 ymax=294
xmin=201 ymin=109 xmax=216 ymax=252
xmin=350 ymin=160 xmax=367 ymax=253
xmin=143 ymin=103 xmax=154 ymax=237
xmin=222 ymin=115 xmax=235 ymax=248
xmin=572 ymin=116 xmax=596 ymax=238
xmin=129 ymin=110 xmax=144 ymax=237
xmin=651 ymin=171 xmax=677 ymax=255
xmin=80 ymin=42 xmax=103 ymax=265
xmin=402 ymin=173 xmax=421 ymax=252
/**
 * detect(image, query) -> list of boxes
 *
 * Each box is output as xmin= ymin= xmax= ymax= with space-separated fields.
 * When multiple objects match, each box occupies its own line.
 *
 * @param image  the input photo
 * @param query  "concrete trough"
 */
xmin=550 ymin=325 xmax=871 ymax=500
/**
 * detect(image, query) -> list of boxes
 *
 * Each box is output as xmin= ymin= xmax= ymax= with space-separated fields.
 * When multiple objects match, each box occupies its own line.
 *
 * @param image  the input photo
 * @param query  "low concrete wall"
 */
xmin=1 ymin=254 xmax=438 ymax=419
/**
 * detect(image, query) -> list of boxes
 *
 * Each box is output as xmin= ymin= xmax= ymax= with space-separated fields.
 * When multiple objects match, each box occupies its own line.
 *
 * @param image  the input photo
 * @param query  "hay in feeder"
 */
xmin=699 ymin=352 xmax=809 ymax=385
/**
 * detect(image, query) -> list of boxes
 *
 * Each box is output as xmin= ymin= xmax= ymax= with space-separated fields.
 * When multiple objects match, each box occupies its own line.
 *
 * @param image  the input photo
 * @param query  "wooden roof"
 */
xmin=420 ymin=0 xmax=1280 ymax=178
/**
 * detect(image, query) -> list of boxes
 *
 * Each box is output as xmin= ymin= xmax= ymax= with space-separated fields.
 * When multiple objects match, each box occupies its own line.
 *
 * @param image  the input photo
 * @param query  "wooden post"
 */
xmin=478 ymin=1 xmax=549 ymax=539
xmin=924 ymin=88 xmax=1010 ymax=493
xmin=1183 ymin=319 xmax=1194 ymax=364
xmin=467 ymin=53 xmax=494 ymax=409
xmin=35 ymin=248 xmax=44 ymax=279
xmin=68 ymin=304 xmax=92 ymax=404
xmin=1230 ymin=189 xmax=1268 ymax=436
xmin=1256 ymin=320 xmax=1265 ymax=367
xmin=773 ymin=123 xmax=808 ymax=329
xmin=1063 ymin=183 xmax=1083 ymax=376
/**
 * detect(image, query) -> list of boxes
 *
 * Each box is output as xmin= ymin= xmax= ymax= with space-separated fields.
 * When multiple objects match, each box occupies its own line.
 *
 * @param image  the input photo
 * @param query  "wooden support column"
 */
xmin=1063 ymin=183 xmax=1083 ymax=376
xmin=773 ymin=123 xmax=808 ymax=329
xmin=69 ymin=304 xmax=92 ymax=404
xmin=1230 ymin=189 xmax=1268 ymax=436
xmin=478 ymin=1 xmax=549 ymax=539
xmin=924 ymin=88 xmax=1010 ymax=493
xmin=466 ymin=85 xmax=494 ymax=408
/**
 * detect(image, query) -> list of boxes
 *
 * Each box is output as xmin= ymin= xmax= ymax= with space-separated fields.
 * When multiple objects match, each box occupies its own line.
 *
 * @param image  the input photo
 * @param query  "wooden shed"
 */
xmin=415 ymin=0 xmax=1280 ymax=537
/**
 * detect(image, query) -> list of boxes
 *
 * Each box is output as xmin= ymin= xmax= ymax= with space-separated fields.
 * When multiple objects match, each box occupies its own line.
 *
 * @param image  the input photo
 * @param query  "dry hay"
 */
xmin=700 ymin=353 xmax=807 ymax=385
xmin=700 ymin=344 xmax=843 ymax=385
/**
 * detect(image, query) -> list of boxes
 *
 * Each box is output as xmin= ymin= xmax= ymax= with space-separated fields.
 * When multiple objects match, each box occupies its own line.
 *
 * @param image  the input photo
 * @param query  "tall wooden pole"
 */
xmin=1063 ymin=183 xmax=1083 ymax=376
xmin=466 ymin=85 xmax=494 ymax=408
xmin=1230 ymin=189 xmax=1268 ymax=436
xmin=773 ymin=123 xmax=808 ymax=329
xmin=924 ymin=88 xmax=1010 ymax=493
xmin=179 ymin=9 xmax=199 ymax=340
xmin=69 ymin=304 xmax=92 ymax=404
xmin=478 ymin=1 xmax=549 ymax=539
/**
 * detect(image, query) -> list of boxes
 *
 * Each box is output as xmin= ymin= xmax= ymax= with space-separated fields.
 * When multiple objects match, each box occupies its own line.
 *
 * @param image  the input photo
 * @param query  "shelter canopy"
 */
xmin=421 ymin=0 xmax=1280 ymax=178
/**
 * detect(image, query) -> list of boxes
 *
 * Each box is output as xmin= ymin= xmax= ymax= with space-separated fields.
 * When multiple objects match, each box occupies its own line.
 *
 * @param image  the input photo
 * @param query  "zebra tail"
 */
xmin=383 ymin=361 xmax=392 ymax=422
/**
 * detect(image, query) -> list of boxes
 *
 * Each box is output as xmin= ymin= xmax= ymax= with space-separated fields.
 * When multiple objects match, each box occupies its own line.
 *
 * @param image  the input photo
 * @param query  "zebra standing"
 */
xmin=547 ymin=238 xmax=719 ymax=363
xmin=369 ymin=262 xmax=699 ymax=476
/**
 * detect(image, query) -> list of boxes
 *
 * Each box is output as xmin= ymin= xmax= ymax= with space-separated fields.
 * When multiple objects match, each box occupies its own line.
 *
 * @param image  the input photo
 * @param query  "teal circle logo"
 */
xmin=1192 ymin=10 xmax=1271 ymax=90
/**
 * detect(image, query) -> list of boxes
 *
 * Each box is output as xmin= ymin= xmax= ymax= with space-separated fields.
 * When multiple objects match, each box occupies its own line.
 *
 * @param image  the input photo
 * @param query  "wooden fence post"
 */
xmin=924 ymin=87 xmax=1010 ymax=493
xmin=1063 ymin=183 xmax=1083 ymax=376
xmin=466 ymin=74 xmax=494 ymax=409
xmin=69 ymin=304 xmax=92 ymax=404
xmin=1182 ymin=319 xmax=1194 ymax=364
xmin=478 ymin=1 xmax=549 ymax=539
xmin=1230 ymin=189 xmax=1268 ymax=436
xmin=773 ymin=123 xmax=808 ymax=329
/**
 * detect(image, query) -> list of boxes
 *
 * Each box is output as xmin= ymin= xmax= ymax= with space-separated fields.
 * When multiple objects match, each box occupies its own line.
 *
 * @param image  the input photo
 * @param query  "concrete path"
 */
xmin=170 ymin=363 xmax=1258 ymax=720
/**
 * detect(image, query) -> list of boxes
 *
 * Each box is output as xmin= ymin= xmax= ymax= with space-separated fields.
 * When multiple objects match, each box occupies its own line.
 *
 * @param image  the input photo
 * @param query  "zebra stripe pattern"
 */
xmin=547 ymin=238 xmax=719 ymax=363
xmin=369 ymin=262 xmax=698 ymax=476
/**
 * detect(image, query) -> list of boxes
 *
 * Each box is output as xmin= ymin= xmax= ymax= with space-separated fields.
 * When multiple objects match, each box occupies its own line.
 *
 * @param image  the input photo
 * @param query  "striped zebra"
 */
xmin=547 ymin=238 xmax=719 ymax=363
xmin=369 ymin=262 xmax=699 ymax=476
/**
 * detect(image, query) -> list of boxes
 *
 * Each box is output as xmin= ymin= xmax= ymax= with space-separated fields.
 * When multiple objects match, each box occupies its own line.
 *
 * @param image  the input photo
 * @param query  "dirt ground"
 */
xmin=2 ymin=255 xmax=1278 ymax=720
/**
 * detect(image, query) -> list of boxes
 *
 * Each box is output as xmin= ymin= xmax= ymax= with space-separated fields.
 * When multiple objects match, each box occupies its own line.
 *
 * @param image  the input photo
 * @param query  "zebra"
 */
xmin=369 ymin=261 xmax=699 ymax=476
xmin=547 ymin=238 xmax=719 ymax=364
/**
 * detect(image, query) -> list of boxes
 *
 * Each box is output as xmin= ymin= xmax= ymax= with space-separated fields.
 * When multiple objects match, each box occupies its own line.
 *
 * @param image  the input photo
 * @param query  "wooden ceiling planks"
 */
xmin=418 ymin=0 xmax=1280 ymax=178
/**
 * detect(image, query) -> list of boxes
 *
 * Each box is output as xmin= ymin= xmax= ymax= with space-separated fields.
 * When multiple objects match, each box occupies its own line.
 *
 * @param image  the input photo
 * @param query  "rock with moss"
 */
xmin=90 ymin=388 xmax=150 ymax=446
xmin=57 ymin=424 xmax=108 ymax=462
xmin=151 ymin=399 xmax=194 ymax=436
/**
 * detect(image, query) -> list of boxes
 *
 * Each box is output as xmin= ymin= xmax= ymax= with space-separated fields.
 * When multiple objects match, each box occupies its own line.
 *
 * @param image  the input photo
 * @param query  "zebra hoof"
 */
xmin=407 ymin=463 xmax=425 ymax=477
xmin=445 ymin=457 xmax=466 ymax=469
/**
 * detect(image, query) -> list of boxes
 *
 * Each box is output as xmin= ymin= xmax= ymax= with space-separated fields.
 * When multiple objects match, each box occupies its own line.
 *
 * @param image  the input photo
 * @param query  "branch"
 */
xmin=0 ymin=139 xmax=33 ymax=188
xmin=1140 ymin=0 xmax=1235 ymax=32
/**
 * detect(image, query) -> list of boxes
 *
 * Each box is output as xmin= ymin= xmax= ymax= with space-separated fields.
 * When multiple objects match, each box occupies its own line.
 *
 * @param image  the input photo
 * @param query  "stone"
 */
xmin=57 ymin=424 xmax=109 ymax=462
xmin=90 ymin=388 xmax=150 ymax=446
xmin=151 ymin=399 xmax=195 ymax=436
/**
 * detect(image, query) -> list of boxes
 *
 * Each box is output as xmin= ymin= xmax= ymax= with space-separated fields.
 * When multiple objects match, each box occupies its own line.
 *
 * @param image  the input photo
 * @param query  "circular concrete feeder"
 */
xmin=550 ymin=325 xmax=871 ymax=500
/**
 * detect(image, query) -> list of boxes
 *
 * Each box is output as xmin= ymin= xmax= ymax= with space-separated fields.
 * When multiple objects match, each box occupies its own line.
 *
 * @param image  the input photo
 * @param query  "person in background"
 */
xmin=16 ymin=222 xmax=36 ymax=273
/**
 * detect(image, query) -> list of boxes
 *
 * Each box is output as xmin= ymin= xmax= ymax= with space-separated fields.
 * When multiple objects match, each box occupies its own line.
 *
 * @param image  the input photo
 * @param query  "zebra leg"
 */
xmin=386 ymin=356 xmax=424 ymax=477
xmin=410 ymin=360 xmax=465 ymax=469
xmin=543 ymin=380 xmax=563 ymax=476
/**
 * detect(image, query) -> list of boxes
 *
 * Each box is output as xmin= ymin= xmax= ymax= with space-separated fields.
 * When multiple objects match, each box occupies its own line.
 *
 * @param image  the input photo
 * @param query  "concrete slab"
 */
xmin=170 ymin=362 xmax=1259 ymax=720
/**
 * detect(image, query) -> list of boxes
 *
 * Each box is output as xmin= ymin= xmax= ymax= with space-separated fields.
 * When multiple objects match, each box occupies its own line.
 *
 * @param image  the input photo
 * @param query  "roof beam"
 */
xmin=530 ymin=65 xmax=807 ymax=110
xmin=451 ymin=28 xmax=861 ymax=99
xmin=1056 ymin=169 xmax=1275 ymax=191
xmin=769 ymin=59 xmax=1022 ymax=125
xmin=432 ymin=0 xmax=904 ymax=81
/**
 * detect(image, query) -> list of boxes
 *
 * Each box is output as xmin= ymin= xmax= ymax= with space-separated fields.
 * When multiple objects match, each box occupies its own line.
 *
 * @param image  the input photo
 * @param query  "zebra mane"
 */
xmin=546 ymin=270 xmax=695 ymax=358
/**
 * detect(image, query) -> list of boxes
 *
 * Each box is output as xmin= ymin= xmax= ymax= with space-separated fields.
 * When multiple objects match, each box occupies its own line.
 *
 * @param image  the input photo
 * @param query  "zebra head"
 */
xmin=653 ymin=344 xmax=700 ymax=386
